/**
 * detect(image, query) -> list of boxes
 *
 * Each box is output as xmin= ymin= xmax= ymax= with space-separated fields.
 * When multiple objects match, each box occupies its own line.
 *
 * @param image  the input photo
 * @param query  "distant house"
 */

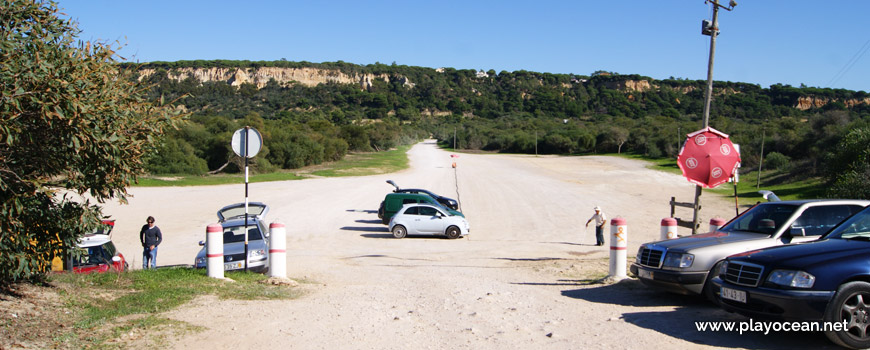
xmin=436 ymin=68 xmax=445 ymax=73
xmin=476 ymin=70 xmax=489 ymax=78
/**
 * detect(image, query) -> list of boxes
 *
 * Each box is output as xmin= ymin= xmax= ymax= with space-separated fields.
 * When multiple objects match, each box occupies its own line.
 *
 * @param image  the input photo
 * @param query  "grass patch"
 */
xmin=613 ymin=153 xmax=827 ymax=206
xmin=136 ymin=145 xmax=411 ymax=187
xmin=310 ymin=145 xmax=410 ymax=177
xmin=44 ymin=267 xmax=303 ymax=348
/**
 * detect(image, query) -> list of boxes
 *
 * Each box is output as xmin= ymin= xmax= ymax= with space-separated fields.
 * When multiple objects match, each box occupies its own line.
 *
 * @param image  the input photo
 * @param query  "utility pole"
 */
xmin=692 ymin=0 xmax=736 ymax=234
xmin=677 ymin=125 xmax=682 ymax=156
xmin=756 ymin=125 xmax=765 ymax=189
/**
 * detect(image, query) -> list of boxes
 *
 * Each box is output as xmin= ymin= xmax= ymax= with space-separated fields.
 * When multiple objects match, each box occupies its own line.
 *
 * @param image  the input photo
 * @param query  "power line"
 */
xmin=827 ymin=38 xmax=870 ymax=88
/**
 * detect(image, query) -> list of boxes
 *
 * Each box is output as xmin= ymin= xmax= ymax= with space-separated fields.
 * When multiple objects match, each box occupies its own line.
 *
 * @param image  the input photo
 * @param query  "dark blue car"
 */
xmin=712 ymin=205 xmax=870 ymax=349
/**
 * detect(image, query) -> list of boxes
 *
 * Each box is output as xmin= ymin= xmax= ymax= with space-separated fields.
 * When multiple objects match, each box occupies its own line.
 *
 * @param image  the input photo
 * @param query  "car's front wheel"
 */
xmin=702 ymin=261 xmax=723 ymax=304
xmin=824 ymin=281 xmax=870 ymax=349
xmin=445 ymin=226 xmax=461 ymax=239
xmin=392 ymin=225 xmax=407 ymax=239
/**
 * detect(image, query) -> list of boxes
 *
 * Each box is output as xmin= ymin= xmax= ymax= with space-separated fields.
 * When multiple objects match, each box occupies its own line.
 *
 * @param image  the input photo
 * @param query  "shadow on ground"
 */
xmin=354 ymin=219 xmax=382 ymax=225
xmin=359 ymin=233 xmax=448 ymax=240
xmin=559 ymin=279 xmax=838 ymax=349
xmin=544 ymin=241 xmax=597 ymax=247
xmin=493 ymin=257 xmax=566 ymax=262
xmin=341 ymin=226 xmax=389 ymax=233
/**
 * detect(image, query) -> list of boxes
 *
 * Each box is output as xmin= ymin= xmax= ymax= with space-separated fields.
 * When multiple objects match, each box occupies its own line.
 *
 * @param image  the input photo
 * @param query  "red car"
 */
xmin=52 ymin=220 xmax=128 ymax=273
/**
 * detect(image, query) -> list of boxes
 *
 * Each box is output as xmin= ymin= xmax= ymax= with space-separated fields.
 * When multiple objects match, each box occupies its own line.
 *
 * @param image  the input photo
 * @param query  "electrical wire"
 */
xmin=827 ymin=38 xmax=870 ymax=88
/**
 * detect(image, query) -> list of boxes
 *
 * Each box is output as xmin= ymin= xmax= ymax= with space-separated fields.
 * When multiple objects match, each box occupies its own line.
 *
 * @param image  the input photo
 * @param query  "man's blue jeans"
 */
xmin=143 ymin=246 xmax=158 ymax=269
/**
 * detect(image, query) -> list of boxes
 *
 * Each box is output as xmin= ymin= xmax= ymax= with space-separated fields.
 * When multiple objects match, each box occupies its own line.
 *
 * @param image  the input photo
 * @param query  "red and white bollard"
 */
xmin=709 ymin=217 xmax=727 ymax=232
xmin=661 ymin=217 xmax=678 ymax=240
xmin=609 ymin=217 xmax=628 ymax=278
xmin=206 ymin=223 xmax=224 ymax=279
xmin=269 ymin=222 xmax=287 ymax=278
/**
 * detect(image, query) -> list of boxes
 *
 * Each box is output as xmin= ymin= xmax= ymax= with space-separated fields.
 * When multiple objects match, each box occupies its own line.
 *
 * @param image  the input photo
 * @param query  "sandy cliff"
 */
xmin=137 ymin=66 xmax=414 ymax=90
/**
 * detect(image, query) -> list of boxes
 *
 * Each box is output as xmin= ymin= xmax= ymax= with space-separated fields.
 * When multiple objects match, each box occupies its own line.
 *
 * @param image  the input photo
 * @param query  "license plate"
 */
xmin=721 ymin=287 xmax=747 ymax=303
xmin=638 ymin=269 xmax=653 ymax=279
xmin=224 ymin=261 xmax=243 ymax=270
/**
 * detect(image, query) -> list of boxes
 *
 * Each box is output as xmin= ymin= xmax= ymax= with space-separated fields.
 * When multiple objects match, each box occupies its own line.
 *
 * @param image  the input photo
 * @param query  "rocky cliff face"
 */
xmin=137 ymin=67 xmax=414 ymax=91
xmin=604 ymin=80 xmax=653 ymax=92
xmin=795 ymin=96 xmax=870 ymax=110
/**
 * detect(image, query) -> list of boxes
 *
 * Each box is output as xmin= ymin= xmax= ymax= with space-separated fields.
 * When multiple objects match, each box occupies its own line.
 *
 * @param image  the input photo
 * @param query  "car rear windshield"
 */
xmin=223 ymin=225 xmax=263 ymax=243
xmin=72 ymin=244 xmax=113 ymax=267
xmin=719 ymin=203 xmax=798 ymax=235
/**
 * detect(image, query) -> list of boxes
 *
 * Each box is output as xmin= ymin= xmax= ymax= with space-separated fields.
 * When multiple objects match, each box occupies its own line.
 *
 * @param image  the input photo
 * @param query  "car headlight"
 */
xmin=662 ymin=252 xmax=694 ymax=268
xmin=249 ymin=249 xmax=267 ymax=258
xmin=767 ymin=269 xmax=815 ymax=288
xmin=248 ymin=249 xmax=266 ymax=259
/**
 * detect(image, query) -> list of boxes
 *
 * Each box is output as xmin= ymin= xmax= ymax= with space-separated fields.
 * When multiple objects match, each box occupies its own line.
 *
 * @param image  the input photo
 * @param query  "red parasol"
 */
xmin=677 ymin=127 xmax=741 ymax=189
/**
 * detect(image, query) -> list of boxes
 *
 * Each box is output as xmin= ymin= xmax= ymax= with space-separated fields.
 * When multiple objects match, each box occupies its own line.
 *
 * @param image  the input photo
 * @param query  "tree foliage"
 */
xmin=131 ymin=58 xmax=869 ymax=198
xmin=0 ymin=0 xmax=180 ymax=283
xmin=826 ymin=127 xmax=870 ymax=199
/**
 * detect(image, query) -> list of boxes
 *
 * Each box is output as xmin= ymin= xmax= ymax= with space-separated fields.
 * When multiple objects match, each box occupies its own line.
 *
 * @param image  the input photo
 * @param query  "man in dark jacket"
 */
xmin=140 ymin=216 xmax=163 ymax=269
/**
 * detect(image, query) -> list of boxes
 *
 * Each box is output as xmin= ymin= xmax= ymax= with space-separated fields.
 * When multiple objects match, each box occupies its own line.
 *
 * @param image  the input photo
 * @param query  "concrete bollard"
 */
xmin=709 ymin=217 xmax=727 ymax=232
xmin=269 ymin=222 xmax=287 ymax=278
xmin=206 ymin=223 xmax=224 ymax=279
xmin=661 ymin=217 xmax=678 ymax=240
xmin=609 ymin=217 xmax=628 ymax=278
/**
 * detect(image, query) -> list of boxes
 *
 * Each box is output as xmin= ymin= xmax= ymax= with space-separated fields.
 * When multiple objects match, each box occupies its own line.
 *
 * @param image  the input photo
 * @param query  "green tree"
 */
xmin=0 ymin=0 xmax=180 ymax=282
xmin=826 ymin=127 xmax=870 ymax=199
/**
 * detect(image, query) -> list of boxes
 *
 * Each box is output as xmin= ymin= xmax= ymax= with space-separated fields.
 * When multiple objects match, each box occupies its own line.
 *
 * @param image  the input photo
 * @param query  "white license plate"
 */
xmin=224 ymin=261 xmax=243 ymax=270
xmin=721 ymin=287 xmax=747 ymax=303
xmin=638 ymin=269 xmax=653 ymax=279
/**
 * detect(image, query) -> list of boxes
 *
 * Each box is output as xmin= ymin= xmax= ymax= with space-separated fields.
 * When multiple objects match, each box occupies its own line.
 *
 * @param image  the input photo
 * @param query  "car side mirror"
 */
xmin=790 ymin=226 xmax=806 ymax=237
xmin=198 ymin=240 xmax=205 ymax=246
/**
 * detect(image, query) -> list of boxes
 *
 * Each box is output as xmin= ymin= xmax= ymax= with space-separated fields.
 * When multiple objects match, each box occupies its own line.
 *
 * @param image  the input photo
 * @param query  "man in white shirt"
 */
xmin=585 ymin=206 xmax=607 ymax=246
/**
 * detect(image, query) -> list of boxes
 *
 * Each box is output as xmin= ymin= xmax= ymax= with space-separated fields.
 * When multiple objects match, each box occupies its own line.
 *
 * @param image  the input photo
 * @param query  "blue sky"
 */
xmin=58 ymin=0 xmax=869 ymax=92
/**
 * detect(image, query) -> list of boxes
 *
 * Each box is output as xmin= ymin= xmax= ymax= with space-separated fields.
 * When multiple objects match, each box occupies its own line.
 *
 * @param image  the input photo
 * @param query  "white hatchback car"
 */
xmin=388 ymin=203 xmax=470 ymax=239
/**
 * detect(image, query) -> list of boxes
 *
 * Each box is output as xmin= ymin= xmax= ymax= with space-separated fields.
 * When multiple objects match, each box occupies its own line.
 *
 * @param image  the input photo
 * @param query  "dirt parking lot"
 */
xmin=97 ymin=141 xmax=838 ymax=349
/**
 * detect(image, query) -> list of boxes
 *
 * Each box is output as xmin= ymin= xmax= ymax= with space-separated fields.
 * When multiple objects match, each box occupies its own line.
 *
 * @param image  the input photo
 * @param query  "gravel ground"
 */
xmin=93 ymin=140 xmax=838 ymax=350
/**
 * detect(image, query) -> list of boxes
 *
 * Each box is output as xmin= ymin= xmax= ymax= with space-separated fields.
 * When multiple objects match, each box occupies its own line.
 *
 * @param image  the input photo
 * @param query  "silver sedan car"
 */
xmin=388 ymin=203 xmax=470 ymax=239
xmin=194 ymin=202 xmax=270 ymax=272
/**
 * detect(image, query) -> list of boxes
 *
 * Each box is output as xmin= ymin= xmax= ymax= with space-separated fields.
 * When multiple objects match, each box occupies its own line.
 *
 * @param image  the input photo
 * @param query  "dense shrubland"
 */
xmin=130 ymin=60 xmax=869 ymax=198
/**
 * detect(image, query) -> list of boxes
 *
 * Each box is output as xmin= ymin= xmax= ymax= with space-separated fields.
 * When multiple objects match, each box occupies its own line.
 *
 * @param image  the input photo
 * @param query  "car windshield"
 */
xmin=718 ymin=203 xmax=798 ymax=235
xmin=418 ymin=206 xmax=444 ymax=217
xmin=826 ymin=207 xmax=870 ymax=241
xmin=223 ymin=225 xmax=263 ymax=243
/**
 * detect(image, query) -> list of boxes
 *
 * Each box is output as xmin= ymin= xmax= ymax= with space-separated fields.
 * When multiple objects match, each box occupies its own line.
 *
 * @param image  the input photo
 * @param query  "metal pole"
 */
xmin=756 ymin=125 xmax=765 ymax=189
xmin=692 ymin=0 xmax=734 ymax=234
xmin=702 ymin=1 xmax=720 ymax=129
xmin=244 ymin=126 xmax=249 ymax=272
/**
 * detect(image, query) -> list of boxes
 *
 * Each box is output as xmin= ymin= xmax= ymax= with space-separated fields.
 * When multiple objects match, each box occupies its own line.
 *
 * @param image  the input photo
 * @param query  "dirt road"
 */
xmin=100 ymin=141 xmax=837 ymax=349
